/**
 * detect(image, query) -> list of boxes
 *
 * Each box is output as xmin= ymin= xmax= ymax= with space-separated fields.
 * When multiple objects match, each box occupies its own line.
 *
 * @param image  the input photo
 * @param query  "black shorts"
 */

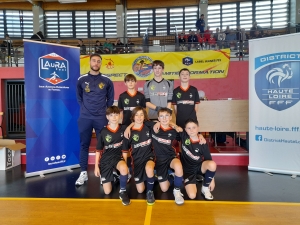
xmin=183 ymin=166 xmax=203 ymax=186
xmin=132 ymin=155 xmax=155 ymax=184
xmin=100 ymin=155 xmax=124 ymax=184
xmin=155 ymin=155 xmax=177 ymax=183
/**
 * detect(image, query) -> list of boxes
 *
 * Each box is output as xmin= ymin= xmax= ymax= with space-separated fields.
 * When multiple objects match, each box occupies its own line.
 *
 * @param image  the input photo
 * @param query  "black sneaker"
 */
xmin=119 ymin=190 xmax=131 ymax=206
xmin=146 ymin=190 xmax=155 ymax=205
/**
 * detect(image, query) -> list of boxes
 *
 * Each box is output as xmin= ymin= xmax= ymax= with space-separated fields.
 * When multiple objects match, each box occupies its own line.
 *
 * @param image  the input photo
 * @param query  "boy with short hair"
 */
xmin=118 ymin=74 xmax=146 ymax=126
xmin=151 ymin=108 xmax=185 ymax=205
xmin=172 ymin=68 xmax=200 ymax=129
xmin=94 ymin=106 xmax=130 ymax=206
xmin=143 ymin=60 xmax=173 ymax=120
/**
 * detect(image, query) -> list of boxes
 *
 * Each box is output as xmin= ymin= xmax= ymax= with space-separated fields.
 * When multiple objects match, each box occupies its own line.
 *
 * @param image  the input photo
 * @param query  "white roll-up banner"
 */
xmin=249 ymin=33 xmax=300 ymax=175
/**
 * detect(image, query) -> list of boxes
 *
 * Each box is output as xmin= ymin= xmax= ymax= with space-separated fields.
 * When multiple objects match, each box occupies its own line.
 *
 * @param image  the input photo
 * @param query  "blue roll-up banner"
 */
xmin=24 ymin=40 xmax=80 ymax=177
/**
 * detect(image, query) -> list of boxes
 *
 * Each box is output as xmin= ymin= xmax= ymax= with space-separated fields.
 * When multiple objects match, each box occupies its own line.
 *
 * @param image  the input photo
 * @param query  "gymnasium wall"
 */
xmin=0 ymin=61 xmax=248 ymax=113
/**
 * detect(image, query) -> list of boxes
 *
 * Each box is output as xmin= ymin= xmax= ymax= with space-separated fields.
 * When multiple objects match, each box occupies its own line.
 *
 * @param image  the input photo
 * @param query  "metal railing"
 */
xmin=0 ymin=27 xmax=294 ymax=67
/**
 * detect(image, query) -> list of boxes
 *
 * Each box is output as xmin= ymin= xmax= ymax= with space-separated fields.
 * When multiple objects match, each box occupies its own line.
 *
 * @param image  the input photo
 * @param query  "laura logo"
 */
xmin=105 ymin=134 xmax=112 ymax=143
xmin=39 ymin=53 xmax=69 ymax=85
xmin=124 ymin=98 xmax=129 ymax=105
xmin=185 ymin=139 xmax=191 ymax=145
xmin=105 ymin=58 xmax=114 ymax=69
xmin=99 ymin=82 xmax=105 ymax=89
xmin=255 ymin=55 xmax=300 ymax=111
xmin=176 ymin=92 xmax=181 ymax=98
xmin=132 ymin=56 xmax=153 ymax=78
xmin=133 ymin=134 xmax=139 ymax=142
xmin=255 ymin=135 xmax=263 ymax=141
xmin=182 ymin=57 xmax=193 ymax=66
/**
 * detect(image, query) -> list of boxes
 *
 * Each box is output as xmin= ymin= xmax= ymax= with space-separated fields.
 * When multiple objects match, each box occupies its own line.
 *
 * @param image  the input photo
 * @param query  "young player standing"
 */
xmin=144 ymin=60 xmax=173 ymax=120
xmin=172 ymin=68 xmax=200 ymax=129
xmin=94 ymin=106 xmax=130 ymax=206
xmin=118 ymin=74 xmax=146 ymax=126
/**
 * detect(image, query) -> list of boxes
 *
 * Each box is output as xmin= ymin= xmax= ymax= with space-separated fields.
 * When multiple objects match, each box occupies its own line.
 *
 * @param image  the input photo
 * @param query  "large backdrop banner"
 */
xmin=249 ymin=33 xmax=300 ymax=175
xmin=24 ymin=40 xmax=80 ymax=177
xmin=80 ymin=49 xmax=230 ymax=80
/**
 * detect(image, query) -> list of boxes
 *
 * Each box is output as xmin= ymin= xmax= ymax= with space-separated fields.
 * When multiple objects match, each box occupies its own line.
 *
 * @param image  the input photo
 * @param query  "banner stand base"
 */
xmin=25 ymin=164 xmax=80 ymax=178
xmin=248 ymin=166 xmax=300 ymax=176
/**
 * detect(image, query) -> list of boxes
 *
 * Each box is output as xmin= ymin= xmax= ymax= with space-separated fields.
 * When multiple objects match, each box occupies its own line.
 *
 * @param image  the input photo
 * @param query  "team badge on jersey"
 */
xmin=133 ymin=134 xmax=139 ymax=142
xmin=136 ymin=99 xmax=140 ymax=104
xmin=85 ymin=82 xmax=90 ymax=92
xmin=168 ymin=133 xmax=172 ymax=137
xmin=150 ymin=85 xmax=156 ymax=90
xmin=195 ymin=148 xmax=199 ymax=152
xmin=146 ymin=131 xmax=150 ymax=137
xmin=124 ymin=98 xmax=130 ymax=105
xmin=105 ymin=134 xmax=112 ymax=143
xmin=176 ymin=92 xmax=181 ymax=98
xmin=190 ymin=93 xmax=193 ymax=98
xmin=99 ymin=82 xmax=105 ymax=89
xmin=185 ymin=138 xmax=191 ymax=145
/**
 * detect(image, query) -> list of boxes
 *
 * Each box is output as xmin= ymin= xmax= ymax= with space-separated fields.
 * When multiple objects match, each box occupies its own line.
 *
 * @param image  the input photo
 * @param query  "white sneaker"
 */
xmin=173 ymin=189 xmax=184 ymax=205
xmin=201 ymin=186 xmax=214 ymax=200
xmin=75 ymin=171 xmax=88 ymax=186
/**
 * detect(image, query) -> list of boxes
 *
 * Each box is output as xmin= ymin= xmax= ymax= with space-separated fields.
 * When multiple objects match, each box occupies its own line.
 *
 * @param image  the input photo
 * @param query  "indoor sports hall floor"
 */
xmin=0 ymin=136 xmax=300 ymax=224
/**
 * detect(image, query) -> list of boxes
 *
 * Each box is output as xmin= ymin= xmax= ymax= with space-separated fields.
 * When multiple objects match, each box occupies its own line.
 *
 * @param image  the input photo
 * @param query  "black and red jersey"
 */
xmin=118 ymin=91 xmax=146 ymax=126
xmin=179 ymin=131 xmax=212 ymax=174
xmin=172 ymin=85 xmax=200 ymax=128
xmin=96 ymin=125 xmax=127 ymax=161
xmin=123 ymin=124 xmax=153 ymax=163
xmin=145 ymin=121 xmax=179 ymax=158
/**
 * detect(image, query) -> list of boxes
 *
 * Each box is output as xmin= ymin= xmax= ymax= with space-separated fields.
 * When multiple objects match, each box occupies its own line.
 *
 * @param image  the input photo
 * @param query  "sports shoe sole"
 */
xmin=201 ymin=191 xmax=214 ymax=201
xmin=175 ymin=201 xmax=184 ymax=206
xmin=119 ymin=197 xmax=131 ymax=206
xmin=146 ymin=201 xmax=155 ymax=206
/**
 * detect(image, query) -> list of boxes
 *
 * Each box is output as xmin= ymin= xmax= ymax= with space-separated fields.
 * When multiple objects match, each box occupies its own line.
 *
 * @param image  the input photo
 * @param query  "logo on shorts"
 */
xmin=157 ymin=176 xmax=163 ymax=180
xmin=255 ymin=53 xmax=300 ymax=111
xmin=132 ymin=56 xmax=153 ymax=78
xmin=176 ymin=92 xmax=181 ymax=98
xmin=39 ymin=53 xmax=69 ymax=85
xmin=134 ymin=177 xmax=139 ymax=181
xmin=185 ymin=139 xmax=191 ymax=145
xmin=105 ymin=134 xmax=112 ymax=143
xmin=184 ymin=178 xmax=190 ymax=183
xmin=99 ymin=82 xmax=105 ymax=89
xmin=133 ymin=134 xmax=139 ymax=142
xmin=101 ymin=177 xmax=106 ymax=181
xmin=124 ymin=98 xmax=129 ymax=105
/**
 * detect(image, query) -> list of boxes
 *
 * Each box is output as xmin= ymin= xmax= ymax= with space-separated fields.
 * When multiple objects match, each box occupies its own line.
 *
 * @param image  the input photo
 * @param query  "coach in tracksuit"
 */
xmin=75 ymin=53 xmax=114 ymax=186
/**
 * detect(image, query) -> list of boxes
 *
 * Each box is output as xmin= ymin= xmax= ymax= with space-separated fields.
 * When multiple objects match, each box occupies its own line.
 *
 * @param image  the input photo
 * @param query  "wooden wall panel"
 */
xmin=43 ymin=0 xmax=116 ymax=11
xmin=0 ymin=2 xmax=32 ymax=10
xmin=127 ymin=0 xmax=200 ymax=9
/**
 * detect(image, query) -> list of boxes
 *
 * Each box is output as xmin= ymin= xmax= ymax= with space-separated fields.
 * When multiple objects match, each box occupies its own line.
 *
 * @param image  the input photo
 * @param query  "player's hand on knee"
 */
xmin=94 ymin=166 xmax=100 ymax=177
xmin=209 ymin=179 xmax=215 ymax=191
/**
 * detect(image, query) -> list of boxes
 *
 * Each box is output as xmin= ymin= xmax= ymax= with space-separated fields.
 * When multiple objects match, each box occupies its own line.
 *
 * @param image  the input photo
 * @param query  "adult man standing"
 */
xmin=196 ymin=14 xmax=205 ymax=34
xmin=143 ymin=60 xmax=173 ymax=120
xmin=75 ymin=53 xmax=114 ymax=186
